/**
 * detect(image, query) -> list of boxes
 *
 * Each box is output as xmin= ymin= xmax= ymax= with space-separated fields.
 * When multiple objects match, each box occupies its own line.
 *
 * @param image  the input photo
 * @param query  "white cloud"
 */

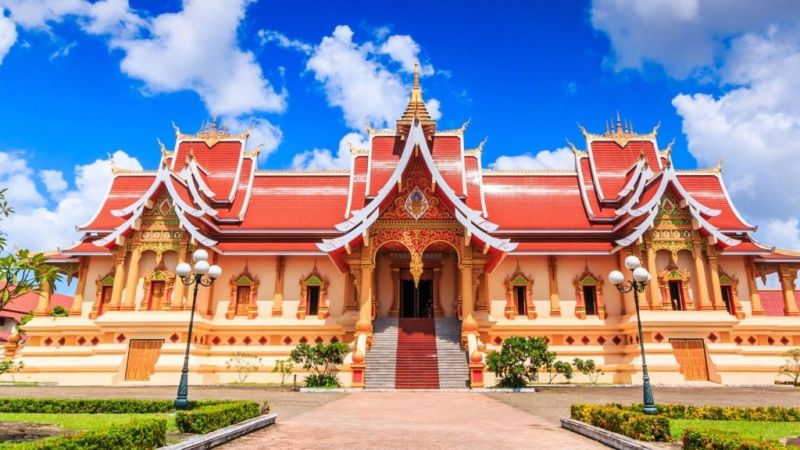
xmin=291 ymin=132 xmax=367 ymax=170
xmin=0 ymin=151 xmax=45 ymax=208
xmin=758 ymin=217 xmax=800 ymax=251
xmin=303 ymin=25 xmax=442 ymax=129
xmin=48 ymin=40 xmax=75 ymax=60
xmin=257 ymin=29 xmax=311 ymax=55
xmin=488 ymin=147 xmax=574 ymax=170
xmin=222 ymin=116 xmax=283 ymax=158
xmin=112 ymin=0 xmax=285 ymax=118
xmin=38 ymin=169 xmax=67 ymax=196
xmin=2 ymin=150 xmax=141 ymax=252
xmin=425 ymin=98 xmax=442 ymax=121
xmin=82 ymin=0 xmax=143 ymax=37
xmin=378 ymin=34 xmax=434 ymax=75
xmin=0 ymin=9 xmax=17 ymax=64
xmin=591 ymin=0 xmax=800 ymax=78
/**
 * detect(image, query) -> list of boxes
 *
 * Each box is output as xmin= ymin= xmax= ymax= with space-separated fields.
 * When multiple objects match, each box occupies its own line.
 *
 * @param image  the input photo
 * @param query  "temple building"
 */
xmin=9 ymin=67 xmax=800 ymax=388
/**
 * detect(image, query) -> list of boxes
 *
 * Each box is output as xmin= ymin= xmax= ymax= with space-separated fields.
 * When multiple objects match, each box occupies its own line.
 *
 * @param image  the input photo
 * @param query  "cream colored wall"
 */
xmin=719 ymin=256 xmax=751 ymax=315
xmin=439 ymin=253 xmax=457 ymax=317
xmin=82 ymin=257 xmax=114 ymax=316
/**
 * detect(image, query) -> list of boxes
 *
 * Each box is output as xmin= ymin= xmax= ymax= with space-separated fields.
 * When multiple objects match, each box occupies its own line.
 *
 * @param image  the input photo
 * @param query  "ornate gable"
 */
xmin=646 ymin=190 xmax=697 ymax=261
xmin=380 ymin=157 xmax=454 ymax=221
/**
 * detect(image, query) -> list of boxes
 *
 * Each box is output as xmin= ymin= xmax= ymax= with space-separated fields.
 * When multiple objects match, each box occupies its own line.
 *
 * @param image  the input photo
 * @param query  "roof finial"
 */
xmin=616 ymin=110 xmax=622 ymax=132
xmin=413 ymin=61 xmax=420 ymax=89
xmin=605 ymin=120 xmax=610 ymax=134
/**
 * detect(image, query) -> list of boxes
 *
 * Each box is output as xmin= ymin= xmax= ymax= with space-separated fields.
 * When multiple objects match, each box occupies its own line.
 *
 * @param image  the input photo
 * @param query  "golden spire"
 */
xmin=397 ymin=61 xmax=435 ymax=132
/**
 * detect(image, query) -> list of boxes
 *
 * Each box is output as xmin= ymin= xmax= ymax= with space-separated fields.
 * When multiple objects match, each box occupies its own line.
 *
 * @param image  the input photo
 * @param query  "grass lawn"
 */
xmin=670 ymin=419 xmax=800 ymax=441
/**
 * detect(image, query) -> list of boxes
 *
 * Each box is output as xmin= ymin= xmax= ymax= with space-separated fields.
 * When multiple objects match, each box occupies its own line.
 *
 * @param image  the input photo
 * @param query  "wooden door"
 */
xmin=670 ymin=339 xmax=708 ymax=380
xmin=125 ymin=339 xmax=164 ymax=381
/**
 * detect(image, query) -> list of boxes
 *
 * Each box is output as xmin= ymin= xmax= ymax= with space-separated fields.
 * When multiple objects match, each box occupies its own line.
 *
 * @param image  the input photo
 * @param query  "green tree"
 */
xmin=778 ymin=348 xmax=800 ymax=385
xmin=0 ymin=188 xmax=61 ymax=309
xmin=271 ymin=359 xmax=294 ymax=386
xmin=289 ymin=342 xmax=348 ymax=387
xmin=486 ymin=336 xmax=556 ymax=388
xmin=0 ymin=359 xmax=24 ymax=383
xmin=546 ymin=360 xmax=574 ymax=384
xmin=49 ymin=305 xmax=69 ymax=317
xmin=574 ymin=358 xmax=604 ymax=384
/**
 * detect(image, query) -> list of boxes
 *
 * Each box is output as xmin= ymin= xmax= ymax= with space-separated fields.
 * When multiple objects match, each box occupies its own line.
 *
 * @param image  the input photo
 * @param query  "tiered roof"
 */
xmin=60 ymin=71 xmax=800 ymax=268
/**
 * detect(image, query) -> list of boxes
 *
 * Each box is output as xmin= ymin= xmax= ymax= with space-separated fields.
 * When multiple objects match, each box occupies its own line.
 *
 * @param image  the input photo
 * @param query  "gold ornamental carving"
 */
xmin=647 ymin=191 xmax=696 ymax=261
xmin=369 ymin=221 xmax=463 ymax=287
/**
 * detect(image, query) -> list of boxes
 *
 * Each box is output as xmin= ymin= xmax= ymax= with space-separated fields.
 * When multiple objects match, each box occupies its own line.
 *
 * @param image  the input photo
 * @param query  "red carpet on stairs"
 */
xmin=395 ymin=319 xmax=439 ymax=389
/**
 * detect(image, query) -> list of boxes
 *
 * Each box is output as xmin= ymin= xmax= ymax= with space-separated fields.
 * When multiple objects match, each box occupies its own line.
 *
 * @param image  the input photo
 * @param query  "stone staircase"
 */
xmin=364 ymin=318 xmax=398 ymax=389
xmin=434 ymin=318 xmax=470 ymax=389
xmin=364 ymin=317 xmax=469 ymax=390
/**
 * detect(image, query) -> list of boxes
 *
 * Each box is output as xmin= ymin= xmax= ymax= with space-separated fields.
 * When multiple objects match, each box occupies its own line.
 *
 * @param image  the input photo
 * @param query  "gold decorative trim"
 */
xmin=579 ymin=113 xmax=659 ymax=147
xmin=173 ymin=120 xmax=250 ymax=147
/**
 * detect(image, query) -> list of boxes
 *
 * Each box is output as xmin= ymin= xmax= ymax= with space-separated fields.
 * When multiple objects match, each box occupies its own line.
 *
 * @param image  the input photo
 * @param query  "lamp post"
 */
xmin=173 ymin=249 xmax=222 ymax=410
xmin=609 ymin=256 xmax=658 ymax=415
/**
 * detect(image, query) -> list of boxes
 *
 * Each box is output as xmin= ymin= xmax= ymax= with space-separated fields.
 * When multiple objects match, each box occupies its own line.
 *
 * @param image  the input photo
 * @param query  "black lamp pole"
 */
xmin=614 ymin=277 xmax=658 ymax=415
xmin=174 ymin=267 xmax=217 ymax=410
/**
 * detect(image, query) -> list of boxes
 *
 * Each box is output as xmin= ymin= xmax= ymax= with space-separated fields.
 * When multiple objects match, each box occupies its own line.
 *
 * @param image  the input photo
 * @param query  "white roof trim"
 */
xmin=318 ymin=210 xmax=380 ymax=253
xmin=714 ymin=172 xmax=757 ymax=230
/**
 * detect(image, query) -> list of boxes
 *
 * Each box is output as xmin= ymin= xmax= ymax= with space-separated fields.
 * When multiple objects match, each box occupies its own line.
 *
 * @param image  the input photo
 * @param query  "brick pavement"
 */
xmin=221 ymin=392 xmax=605 ymax=450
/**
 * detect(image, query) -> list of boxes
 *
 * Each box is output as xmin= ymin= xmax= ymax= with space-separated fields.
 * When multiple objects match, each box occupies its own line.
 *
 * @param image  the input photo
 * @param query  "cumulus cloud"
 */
xmin=263 ymin=25 xmax=442 ymax=130
xmin=1 ymin=150 xmax=141 ymax=251
xmin=112 ymin=0 xmax=285 ymax=117
xmin=0 ymin=10 xmax=17 ymax=64
xmin=591 ymin=0 xmax=800 ymax=78
xmin=378 ymin=34 xmax=434 ymax=75
xmin=291 ymin=132 xmax=368 ymax=170
xmin=488 ymin=147 xmax=574 ymax=171
xmin=592 ymin=0 xmax=800 ymax=250
xmin=221 ymin=116 xmax=283 ymax=157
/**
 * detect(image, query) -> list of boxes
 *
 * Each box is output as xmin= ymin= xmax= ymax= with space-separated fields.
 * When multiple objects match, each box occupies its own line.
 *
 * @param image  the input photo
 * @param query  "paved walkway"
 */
xmin=222 ymin=392 xmax=605 ymax=450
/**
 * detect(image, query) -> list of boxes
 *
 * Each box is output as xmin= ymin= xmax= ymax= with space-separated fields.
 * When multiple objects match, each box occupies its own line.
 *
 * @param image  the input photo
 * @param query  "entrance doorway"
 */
xmin=401 ymin=279 xmax=433 ymax=318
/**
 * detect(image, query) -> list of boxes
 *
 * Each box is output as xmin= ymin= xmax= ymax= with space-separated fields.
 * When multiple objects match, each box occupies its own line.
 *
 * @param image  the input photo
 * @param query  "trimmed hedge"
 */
xmin=570 ymin=404 xmax=671 ymax=442
xmin=622 ymin=403 xmax=800 ymax=422
xmin=14 ymin=418 xmax=166 ymax=450
xmin=0 ymin=399 xmax=176 ymax=414
xmin=175 ymin=400 xmax=261 ymax=434
xmin=682 ymin=429 xmax=792 ymax=450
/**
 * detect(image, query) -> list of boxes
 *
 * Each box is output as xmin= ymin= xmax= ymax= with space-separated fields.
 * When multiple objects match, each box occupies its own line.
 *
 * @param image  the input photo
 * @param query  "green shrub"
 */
xmin=289 ymin=342 xmax=347 ymax=388
xmin=486 ymin=336 xmax=555 ymax=388
xmin=49 ymin=306 xmax=69 ymax=317
xmin=682 ymin=429 xmax=792 ymax=450
xmin=175 ymin=400 xmax=261 ymax=434
xmin=625 ymin=403 xmax=800 ymax=422
xmin=15 ymin=418 xmax=166 ymax=450
xmin=573 ymin=358 xmax=604 ymax=383
xmin=571 ymin=404 xmax=671 ymax=442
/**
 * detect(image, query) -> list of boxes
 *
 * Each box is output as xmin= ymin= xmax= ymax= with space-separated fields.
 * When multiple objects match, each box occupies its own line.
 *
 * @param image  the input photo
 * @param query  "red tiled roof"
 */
xmin=430 ymin=136 xmax=464 ymax=196
xmin=80 ymin=174 xmax=154 ymax=230
xmin=173 ymin=141 xmax=244 ymax=202
xmin=0 ymin=292 xmax=73 ymax=322
xmin=512 ymin=241 xmax=614 ymax=253
xmin=216 ymin=242 xmax=323 ymax=253
xmin=367 ymin=136 xmax=402 ymax=196
xmin=677 ymin=174 xmax=753 ymax=230
xmin=758 ymin=290 xmax=800 ymax=316
xmin=588 ymin=140 xmax=661 ymax=200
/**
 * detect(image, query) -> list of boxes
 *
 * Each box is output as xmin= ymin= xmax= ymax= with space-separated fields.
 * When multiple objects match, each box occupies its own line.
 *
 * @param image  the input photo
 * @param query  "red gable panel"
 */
xmin=463 ymin=156 xmax=483 ymax=212
xmin=677 ymin=174 xmax=753 ymax=230
xmin=349 ymin=155 xmax=369 ymax=214
xmin=430 ymin=135 xmax=464 ymax=196
xmin=589 ymin=140 xmax=660 ymax=200
xmin=173 ymin=141 xmax=243 ymax=201
xmin=367 ymin=135 xmax=402 ymax=196
xmin=80 ymin=174 xmax=155 ymax=231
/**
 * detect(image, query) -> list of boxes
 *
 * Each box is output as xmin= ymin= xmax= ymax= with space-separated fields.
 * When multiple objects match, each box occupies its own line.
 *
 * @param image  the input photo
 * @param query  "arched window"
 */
xmin=298 ymin=268 xmax=329 ymax=320
xmin=226 ymin=269 xmax=259 ymax=319
xmin=719 ymin=270 xmax=743 ymax=318
xmin=658 ymin=265 xmax=693 ymax=311
xmin=90 ymin=271 xmax=116 ymax=319
xmin=573 ymin=269 xmax=607 ymax=319
xmin=141 ymin=265 xmax=175 ymax=311
xmin=504 ymin=267 xmax=535 ymax=319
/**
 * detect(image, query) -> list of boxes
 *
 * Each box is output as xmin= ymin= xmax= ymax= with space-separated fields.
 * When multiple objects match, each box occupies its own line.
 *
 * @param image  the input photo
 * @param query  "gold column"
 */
xmin=692 ymin=240 xmax=712 ymax=310
xmin=707 ymin=249 xmax=725 ymax=311
xmin=170 ymin=245 xmax=188 ymax=310
xmin=121 ymin=248 xmax=142 ymax=311
xmin=547 ymin=256 xmax=560 ymax=317
xmin=34 ymin=279 xmax=52 ymax=316
xmin=69 ymin=258 xmax=88 ymax=316
xmin=356 ymin=247 xmax=374 ymax=336
xmin=479 ymin=271 xmax=489 ymax=314
xmin=460 ymin=247 xmax=477 ymax=339
xmin=343 ymin=267 xmax=354 ymax=315
xmin=645 ymin=244 xmax=660 ymax=309
xmin=272 ymin=256 xmax=285 ymax=316
xmin=745 ymin=257 xmax=764 ymax=315
xmin=779 ymin=265 xmax=800 ymax=316
xmin=389 ymin=267 xmax=400 ymax=317
xmin=108 ymin=248 xmax=127 ymax=310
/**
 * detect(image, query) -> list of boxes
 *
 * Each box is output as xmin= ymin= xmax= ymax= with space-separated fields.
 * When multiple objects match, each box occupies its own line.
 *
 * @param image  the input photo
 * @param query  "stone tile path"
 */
xmin=221 ymin=392 xmax=605 ymax=450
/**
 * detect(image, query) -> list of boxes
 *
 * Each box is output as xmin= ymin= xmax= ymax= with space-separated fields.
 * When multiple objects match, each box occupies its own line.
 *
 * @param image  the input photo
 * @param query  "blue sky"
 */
xmin=1 ymin=0 xmax=800 ymax=264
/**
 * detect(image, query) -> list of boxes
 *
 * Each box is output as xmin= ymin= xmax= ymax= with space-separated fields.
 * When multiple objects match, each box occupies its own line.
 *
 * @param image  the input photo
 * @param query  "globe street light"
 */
xmin=609 ymin=255 xmax=658 ymax=415
xmin=173 ymin=249 xmax=221 ymax=410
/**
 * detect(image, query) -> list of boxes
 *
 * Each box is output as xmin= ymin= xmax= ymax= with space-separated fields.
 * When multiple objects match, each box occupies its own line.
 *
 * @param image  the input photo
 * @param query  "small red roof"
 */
xmin=758 ymin=290 xmax=800 ymax=316
xmin=0 ymin=292 xmax=73 ymax=322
